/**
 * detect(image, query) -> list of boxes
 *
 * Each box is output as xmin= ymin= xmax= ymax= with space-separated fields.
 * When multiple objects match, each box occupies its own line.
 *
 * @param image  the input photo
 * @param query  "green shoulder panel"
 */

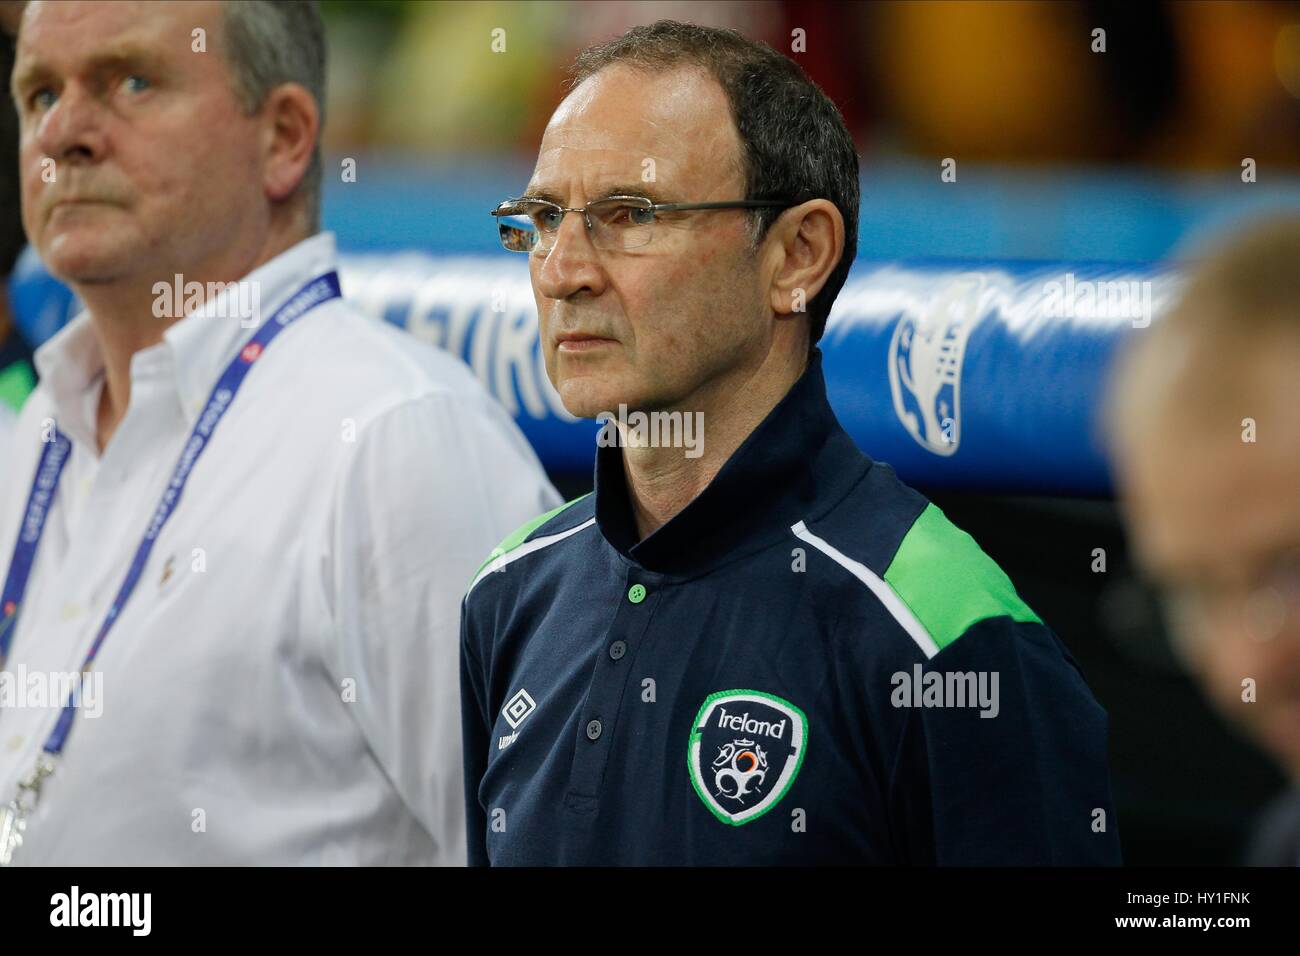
xmin=468 ymin=493 xmax=590 ymax=588
xmin=883 ymin=502 xmax=1041 ymax=652
xmin=0 ymin=360 xmax=35 ymax=414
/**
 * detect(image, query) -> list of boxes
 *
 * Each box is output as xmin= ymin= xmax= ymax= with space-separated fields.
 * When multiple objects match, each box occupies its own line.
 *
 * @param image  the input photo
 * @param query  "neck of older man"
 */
xmin=622 ymin=342 xmax=809 ymax=542
xmin=83 ymin=221 xmax=310 ymax=454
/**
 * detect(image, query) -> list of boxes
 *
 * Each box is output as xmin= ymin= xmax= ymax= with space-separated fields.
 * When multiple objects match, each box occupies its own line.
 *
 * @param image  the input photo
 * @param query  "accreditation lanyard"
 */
xmin=0 ymin=270 xmax=341 ymax=756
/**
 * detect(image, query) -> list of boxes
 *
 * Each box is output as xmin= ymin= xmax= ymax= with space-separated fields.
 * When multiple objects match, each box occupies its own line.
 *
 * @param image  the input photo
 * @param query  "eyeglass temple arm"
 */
xmin=490 ymin=199 xmax=795 ymax=216
xmin=651 ymin=200 xmax=796 ymax=212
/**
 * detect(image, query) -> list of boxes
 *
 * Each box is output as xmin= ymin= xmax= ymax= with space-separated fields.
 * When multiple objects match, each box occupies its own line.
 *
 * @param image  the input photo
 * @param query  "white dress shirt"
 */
xmin=0 ymin=404 xmax=14 ymax=468
xmin=0 ymin=232 xmax=559 ymax=864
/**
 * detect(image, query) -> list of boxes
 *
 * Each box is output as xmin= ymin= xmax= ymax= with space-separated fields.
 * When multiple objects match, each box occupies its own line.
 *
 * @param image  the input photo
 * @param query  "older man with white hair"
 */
xmin=0 ymin=0 xmax=556 ymax=865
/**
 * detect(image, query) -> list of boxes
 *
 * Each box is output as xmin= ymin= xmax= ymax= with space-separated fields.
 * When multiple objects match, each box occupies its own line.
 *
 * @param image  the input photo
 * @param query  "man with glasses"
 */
xmin=1109 ymin=219 xmax=1300 ymax=865
xmin=460 ymin=20 xmax=1121 ymax=865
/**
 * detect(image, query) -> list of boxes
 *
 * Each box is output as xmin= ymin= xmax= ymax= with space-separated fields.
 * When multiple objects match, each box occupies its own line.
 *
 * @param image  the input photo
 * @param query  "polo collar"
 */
xmin=594 ymin=349 xmax=871 ymax=577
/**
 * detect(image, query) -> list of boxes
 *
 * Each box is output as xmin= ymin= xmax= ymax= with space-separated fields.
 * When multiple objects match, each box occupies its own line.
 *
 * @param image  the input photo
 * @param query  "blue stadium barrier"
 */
xmin=9 ymin=251 xmax=1180 ymax=496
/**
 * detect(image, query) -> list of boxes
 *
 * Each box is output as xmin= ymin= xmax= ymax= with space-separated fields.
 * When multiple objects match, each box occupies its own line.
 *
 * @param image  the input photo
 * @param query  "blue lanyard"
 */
xmin=0 ymin=431 xmax=71 ymax=660
xmin=0 ymin=271 xmax=340 ymax=756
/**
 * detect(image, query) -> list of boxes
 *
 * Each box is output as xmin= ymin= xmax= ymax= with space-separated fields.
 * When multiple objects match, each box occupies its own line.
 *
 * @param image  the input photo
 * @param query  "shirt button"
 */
xmin=585 ymin=719 xmax=603 ymax=741
xmin=609 ymin=640 xmax=627 ymax=661
xmin=627 ymin=584 xmax=647 ymax=604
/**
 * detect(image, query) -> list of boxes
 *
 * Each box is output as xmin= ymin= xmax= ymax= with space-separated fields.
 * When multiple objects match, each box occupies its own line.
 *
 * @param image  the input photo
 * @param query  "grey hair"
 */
xmin=221 ymin=0 xmax=326 ymax=233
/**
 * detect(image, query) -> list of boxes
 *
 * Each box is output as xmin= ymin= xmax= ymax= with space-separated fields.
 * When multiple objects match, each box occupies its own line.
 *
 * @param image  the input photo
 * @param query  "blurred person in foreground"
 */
xmin=1109 ymin=218 xmax=1300 ymax=866
xmin=0 ymin=0 xmax=556 ymax=864
xmin=460 ymin=19 xmax=1121 ymax=866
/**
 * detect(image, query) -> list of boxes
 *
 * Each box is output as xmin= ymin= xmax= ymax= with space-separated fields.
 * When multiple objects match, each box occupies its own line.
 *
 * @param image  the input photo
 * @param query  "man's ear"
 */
xmin=766 ymin=199 xmax=845 ymax=318
xmin=260 ymin=83 xmax=319 ymax=203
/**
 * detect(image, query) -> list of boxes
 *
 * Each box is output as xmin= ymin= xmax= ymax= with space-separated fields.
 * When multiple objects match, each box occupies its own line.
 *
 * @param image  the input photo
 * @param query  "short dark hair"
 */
xmin=569 ymin=20 xmax=859 ymax=348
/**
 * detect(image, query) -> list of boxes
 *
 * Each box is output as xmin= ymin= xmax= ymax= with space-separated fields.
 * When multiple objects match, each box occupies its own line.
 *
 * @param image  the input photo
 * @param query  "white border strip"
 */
xmin=791 ymin=520 xmax=940 ymax=659
xmin=467 ymin=517 xmax=597 ymax=595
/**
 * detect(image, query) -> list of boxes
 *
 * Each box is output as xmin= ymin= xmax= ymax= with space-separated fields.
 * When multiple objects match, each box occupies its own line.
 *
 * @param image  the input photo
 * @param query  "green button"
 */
xmin=627 ymin=583 xmax=647 ymax=604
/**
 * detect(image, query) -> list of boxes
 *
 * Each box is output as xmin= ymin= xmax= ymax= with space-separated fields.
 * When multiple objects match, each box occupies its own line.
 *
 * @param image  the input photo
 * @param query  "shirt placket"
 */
xmin=58 ymin=365 xmax=174 ymax=641
xmin=563 ymin=566 xmax=663 ymax=813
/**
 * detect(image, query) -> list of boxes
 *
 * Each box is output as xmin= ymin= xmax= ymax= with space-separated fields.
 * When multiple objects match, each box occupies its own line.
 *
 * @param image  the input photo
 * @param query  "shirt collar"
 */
xmin=34 ymin=231 xmax=339 ymax=444
xmin=594 ymin=349 xmax=872 ymax=577
xmin=167 ymin=231 xmax=338 ymax=426
xmin=33 ymin=311 xmax=105 ymax=449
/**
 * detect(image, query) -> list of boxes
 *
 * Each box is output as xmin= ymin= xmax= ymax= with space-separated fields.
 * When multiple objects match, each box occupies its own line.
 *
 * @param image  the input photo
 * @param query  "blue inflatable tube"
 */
xmin=9 ymin=251 xmax=1182 ymax=496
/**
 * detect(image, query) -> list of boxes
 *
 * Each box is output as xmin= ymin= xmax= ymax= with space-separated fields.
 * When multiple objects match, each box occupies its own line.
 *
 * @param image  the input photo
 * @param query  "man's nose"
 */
xmin=33 ymin=85 xmax=107 ymax=168
xmin=535 ymin=210 xmax=607 ymax=302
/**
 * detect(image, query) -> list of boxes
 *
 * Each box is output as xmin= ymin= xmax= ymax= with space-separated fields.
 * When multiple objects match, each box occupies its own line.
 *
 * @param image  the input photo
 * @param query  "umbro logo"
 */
xmin=502 ymin=688 xmax=536 ymax=728
xmin=498 ymin=688 xmax=537 ymax=751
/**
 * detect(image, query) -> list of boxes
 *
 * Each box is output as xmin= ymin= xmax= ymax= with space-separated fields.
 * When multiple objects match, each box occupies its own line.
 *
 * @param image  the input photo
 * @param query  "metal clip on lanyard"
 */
xmin=0 ymin=754 xmax=54 ymax=865
xmin=0 ymin=271 xmax=341 ymax=866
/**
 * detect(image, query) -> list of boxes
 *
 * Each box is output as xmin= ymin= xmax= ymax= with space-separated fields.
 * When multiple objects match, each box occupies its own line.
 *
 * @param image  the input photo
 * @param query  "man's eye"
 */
xmin=1265 ymin=554 xmax=1300 ymax=599
xmin=122 ymin=74 xmax=150 ymax=94
xmin=602 ymin=203 xmax=654 ymax=226
xmin=535 ymin=209 xmax=564 ymax=231
xmin=29 ymin=88 xmax=57 ymax=110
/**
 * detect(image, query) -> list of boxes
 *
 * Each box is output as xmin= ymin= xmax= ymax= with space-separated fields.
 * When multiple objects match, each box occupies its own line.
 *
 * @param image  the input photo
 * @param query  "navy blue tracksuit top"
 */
xmin=460 ymin=351 xmax=1121 ymax=865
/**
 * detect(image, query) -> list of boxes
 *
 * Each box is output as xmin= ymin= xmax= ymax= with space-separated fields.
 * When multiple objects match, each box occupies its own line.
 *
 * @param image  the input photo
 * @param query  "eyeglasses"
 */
xmin=490 ymin=195 xmax=794 ymax=254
